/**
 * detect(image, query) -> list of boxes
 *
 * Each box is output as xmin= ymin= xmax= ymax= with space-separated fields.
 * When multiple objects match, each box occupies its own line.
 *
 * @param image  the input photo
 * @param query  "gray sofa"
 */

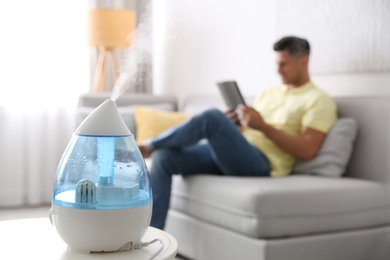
xmin=79 ymin=93 xmax=390 ymax=260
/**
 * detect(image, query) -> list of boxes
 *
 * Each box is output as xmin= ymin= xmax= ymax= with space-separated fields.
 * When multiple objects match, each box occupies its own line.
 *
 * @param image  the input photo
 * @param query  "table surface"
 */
xmin=0 ymin=217 xmax=178 ymax=260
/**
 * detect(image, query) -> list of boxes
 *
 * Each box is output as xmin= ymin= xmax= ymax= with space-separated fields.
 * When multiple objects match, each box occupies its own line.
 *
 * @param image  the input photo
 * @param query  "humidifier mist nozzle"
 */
xmin=75 ymin=99 xmax=131 ymax=136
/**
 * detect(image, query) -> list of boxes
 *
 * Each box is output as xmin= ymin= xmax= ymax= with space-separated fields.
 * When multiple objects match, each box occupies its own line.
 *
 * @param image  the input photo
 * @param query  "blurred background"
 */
xmin=0 ymin=0 xmax=389 ymax=211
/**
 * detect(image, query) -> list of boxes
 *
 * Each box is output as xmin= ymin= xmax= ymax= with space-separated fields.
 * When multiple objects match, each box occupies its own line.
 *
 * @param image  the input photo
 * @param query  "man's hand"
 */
xmin=225 ymin=108 xmax=240 ymax=125
xmin=236 ymin=105 xmax=266 ymax=130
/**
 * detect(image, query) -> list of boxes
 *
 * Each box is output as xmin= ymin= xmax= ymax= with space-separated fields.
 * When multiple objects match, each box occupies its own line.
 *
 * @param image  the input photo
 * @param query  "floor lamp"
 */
xmin=88 ymin=9 xmax=136 ymax=92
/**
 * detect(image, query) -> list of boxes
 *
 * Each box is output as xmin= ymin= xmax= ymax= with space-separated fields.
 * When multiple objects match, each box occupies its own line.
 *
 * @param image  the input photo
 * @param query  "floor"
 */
xmin=0 ymin=205 xmax=188 ymax=260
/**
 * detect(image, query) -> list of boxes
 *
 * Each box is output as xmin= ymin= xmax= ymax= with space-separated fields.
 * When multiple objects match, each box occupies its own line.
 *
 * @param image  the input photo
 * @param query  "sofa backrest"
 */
xmin=335 ymin=97 xmax=390 ymax=183
xmin=79 ymin=92 xmax=178 ymax=110
xmin=181 ymin=95 xmax=254 ymax=113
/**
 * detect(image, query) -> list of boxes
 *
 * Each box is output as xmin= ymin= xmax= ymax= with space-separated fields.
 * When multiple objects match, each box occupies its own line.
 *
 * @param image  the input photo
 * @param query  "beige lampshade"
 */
xmin=88 ymin=9 xmax=136 ymax=49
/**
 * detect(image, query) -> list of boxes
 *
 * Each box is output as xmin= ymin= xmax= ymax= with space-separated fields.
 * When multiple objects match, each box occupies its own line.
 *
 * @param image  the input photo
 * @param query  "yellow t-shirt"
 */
xmin=242 ymin=81 xmax=337 ymax=178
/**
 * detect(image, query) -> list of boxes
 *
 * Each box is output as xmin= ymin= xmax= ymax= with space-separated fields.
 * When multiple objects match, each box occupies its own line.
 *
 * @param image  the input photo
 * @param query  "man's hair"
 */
xmin=273 ymin=36 xmax=310 ymax=56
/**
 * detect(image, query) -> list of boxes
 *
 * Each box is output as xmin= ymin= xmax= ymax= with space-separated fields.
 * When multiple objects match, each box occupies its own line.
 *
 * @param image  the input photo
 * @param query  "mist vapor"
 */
xmin=111 ymin=4 xmax=152 ymax=101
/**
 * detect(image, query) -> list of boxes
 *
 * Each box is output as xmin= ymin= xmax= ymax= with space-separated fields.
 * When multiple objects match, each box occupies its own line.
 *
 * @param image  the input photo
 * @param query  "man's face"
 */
xmin=275 ymin=50 xmax=307 ymax=85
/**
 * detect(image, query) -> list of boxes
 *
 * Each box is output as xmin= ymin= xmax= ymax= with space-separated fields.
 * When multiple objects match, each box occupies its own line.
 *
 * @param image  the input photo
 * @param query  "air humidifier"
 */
xmin=49 ymin=99 xmax=152 ymax=253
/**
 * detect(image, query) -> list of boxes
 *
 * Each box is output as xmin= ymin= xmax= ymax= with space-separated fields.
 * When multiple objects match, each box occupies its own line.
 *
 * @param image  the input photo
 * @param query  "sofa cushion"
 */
xmin=170 ymin=175 xmax=390 ymax=238
xmin=133 ymin=105 xmax=189 ymax=142
xmin=293 ymin=117 xmax=358 ymax=177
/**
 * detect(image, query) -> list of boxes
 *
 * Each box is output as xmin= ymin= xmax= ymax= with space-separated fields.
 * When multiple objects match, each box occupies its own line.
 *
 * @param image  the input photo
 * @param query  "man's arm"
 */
xmin=261 ymin=124 xmax=325 ymax=160
xmin=236 ymin=105 xmax=325 ymax=161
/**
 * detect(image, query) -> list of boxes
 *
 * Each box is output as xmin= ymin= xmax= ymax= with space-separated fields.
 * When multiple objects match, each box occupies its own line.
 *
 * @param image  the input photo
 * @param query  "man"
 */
xmin=139 ymin=36 xmax=337 ymax=229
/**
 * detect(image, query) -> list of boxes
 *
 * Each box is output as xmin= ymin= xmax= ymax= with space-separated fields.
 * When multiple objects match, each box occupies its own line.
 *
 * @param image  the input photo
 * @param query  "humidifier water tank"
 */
xmin=49 ymin=99 xmax=152 ymax=253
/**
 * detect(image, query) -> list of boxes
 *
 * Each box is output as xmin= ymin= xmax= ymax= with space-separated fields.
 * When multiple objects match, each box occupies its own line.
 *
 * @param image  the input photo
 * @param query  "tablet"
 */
xmin=216 ymin=81 xmax=246 ymax=110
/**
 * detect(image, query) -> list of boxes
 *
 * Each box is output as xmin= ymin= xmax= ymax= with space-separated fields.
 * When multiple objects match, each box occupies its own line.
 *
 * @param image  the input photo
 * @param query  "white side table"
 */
xmin=0 ymin=218 xmax=178 ymax=260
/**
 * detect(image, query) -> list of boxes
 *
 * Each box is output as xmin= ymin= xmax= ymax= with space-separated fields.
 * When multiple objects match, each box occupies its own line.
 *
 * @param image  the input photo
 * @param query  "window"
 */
xmin=0 ymin=0 xmax=89 ymax=111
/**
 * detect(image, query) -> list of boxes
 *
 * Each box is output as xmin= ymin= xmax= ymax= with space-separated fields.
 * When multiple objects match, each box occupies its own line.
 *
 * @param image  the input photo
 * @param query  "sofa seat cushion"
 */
xmin=170 ymin=175 xmax=390 ymax=238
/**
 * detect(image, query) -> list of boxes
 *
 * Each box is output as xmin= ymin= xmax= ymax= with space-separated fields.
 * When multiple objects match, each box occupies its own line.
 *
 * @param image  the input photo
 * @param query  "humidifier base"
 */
xmin=49 ymin=204 xmax=152 ymax=253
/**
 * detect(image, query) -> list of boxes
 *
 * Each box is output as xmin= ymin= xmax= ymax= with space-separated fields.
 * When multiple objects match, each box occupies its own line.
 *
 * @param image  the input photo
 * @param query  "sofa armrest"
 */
xmin=78 ymin=93 xmax=178 ymax=121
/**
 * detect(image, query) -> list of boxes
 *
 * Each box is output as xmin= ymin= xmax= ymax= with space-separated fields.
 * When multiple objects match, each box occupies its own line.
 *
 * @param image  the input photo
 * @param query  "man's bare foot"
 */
xmin=138 ymin=143 xmax=153 ymax=159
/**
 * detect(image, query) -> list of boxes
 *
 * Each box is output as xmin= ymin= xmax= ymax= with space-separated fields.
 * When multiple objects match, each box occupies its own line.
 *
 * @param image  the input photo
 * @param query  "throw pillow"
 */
xmin=117 ymin=103 xmax=179 ymax=138
xmin=292 ymin=117 xmax=358 ymax=177
xmin=133 ymin=105 xmax=189 ymax=142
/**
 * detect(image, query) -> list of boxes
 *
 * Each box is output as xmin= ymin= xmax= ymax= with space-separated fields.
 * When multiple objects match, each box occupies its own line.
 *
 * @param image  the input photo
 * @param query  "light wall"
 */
xmin=152 ymin=0 xmax=390 ymax=103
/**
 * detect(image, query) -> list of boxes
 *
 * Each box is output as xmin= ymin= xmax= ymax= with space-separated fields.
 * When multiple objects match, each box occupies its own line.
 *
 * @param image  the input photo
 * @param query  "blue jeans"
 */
xmin=147 ymin=108 xmax=270 ymax=229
